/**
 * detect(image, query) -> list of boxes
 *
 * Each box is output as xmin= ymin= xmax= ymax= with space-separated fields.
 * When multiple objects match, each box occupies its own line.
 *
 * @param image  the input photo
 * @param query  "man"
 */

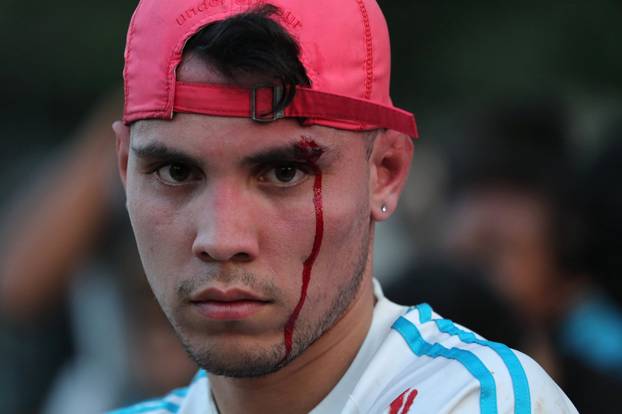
xmin=111 ymin=0 xmax=578 ymax=412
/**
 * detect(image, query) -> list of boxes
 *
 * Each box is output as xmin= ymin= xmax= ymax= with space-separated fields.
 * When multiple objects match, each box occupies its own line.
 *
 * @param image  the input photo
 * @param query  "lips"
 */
xmin=189 ymin=288 xmax=270 ymax=321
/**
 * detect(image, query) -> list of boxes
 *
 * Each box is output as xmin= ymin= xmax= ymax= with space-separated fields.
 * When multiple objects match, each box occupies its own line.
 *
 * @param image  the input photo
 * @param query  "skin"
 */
xmin=114 ymin=56 xmax=413 ymax=414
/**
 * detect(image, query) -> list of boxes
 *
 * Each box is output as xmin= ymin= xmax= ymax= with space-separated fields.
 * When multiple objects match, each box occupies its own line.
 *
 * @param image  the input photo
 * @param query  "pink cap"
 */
xmin=123 ymin=0 xmax=418 ymax=137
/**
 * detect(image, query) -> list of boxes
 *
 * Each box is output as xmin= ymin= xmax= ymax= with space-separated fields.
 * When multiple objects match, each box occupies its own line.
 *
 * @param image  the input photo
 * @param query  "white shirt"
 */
xmin=109 ymin=280 xmax=578 ymax=414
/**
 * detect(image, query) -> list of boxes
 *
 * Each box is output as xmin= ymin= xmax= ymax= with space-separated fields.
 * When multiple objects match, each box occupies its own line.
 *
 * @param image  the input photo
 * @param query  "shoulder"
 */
xmin=513 ymin=351 xmax=579 ymax=414
xmin=107 ymin=371 xmax=211 ymax=414
xmin=352 ymin=303 xmax=578 ymax=414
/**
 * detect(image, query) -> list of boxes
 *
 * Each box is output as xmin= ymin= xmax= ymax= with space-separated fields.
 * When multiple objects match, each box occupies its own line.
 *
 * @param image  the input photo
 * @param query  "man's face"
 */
xmin=123 ymin=113 xmax=374 ymax=377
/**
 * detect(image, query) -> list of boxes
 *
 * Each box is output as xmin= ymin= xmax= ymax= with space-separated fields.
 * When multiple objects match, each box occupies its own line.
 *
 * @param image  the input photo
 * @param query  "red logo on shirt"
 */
xmin=389 ymin=388 xmax=418 ymax=414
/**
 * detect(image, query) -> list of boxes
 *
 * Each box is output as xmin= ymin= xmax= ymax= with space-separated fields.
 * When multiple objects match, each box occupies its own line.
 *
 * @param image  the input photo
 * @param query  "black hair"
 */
xmin=183 ymin=4 xmax=310 ymax=114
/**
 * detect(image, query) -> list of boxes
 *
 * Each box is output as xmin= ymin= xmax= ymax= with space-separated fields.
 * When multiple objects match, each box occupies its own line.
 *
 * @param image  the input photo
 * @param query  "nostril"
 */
xmin=232 ymin=252 xmax=252 ymax=262
xmin=195 ymin=249 xmax=254 ymax=263
xmin=197 ymin=251 xmax=215 ymax=262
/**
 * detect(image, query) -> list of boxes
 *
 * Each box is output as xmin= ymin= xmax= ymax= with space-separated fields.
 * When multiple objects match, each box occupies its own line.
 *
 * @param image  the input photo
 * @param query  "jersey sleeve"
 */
xmin=338 ymin=302 xmax=580 ymax=414
xmin=437 ymin=352 xmax=579 ymax=414
xmin=514 ymin=352 xmax=578 ymax=414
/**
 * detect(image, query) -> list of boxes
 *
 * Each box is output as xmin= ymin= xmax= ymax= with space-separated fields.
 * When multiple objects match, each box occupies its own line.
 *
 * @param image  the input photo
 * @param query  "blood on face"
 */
xmin=282 ymin=137 xmax=325 ymax=359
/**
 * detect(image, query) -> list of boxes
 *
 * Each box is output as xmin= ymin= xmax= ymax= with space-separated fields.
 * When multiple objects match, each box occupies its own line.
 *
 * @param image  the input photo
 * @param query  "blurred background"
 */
xmin=1 ymin=0 xmax=621 ymax=413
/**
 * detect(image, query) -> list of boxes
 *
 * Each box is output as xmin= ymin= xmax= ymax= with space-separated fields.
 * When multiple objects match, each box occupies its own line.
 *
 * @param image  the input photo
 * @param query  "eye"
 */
xmin=259 ymin=164 xmax=309 ymax=187
xmin=155 ymin=163 xmax=198 ymax=185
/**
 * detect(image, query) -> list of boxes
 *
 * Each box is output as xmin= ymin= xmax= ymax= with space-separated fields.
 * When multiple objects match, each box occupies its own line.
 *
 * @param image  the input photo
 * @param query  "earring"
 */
xmin=381 ymin=204 xmax=388 ymax=213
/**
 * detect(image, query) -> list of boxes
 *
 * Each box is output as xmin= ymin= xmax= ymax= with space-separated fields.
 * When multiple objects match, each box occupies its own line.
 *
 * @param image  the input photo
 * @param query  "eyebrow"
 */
xmin=131 ymin=143 xmax=201 ymax=167
xmin=130 ymin=140 xmax=332 ymax=169
xmin=242 ymin=141 xmax=330 ymax=167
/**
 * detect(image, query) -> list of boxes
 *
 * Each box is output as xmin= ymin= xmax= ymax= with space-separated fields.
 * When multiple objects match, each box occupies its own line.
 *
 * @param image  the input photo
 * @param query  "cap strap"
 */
xmin=174 ymin=82 xmax=419 ymax=138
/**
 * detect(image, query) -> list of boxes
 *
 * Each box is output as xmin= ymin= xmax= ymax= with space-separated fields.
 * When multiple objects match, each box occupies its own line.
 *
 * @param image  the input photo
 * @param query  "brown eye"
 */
xmin=275 ymin=166 xmax=297 ymax=183
xmin=168 ymin=164 xmax=190 ymax=181
xmin=259 ymin=164 xmax=308 ymax=187
xmin=156 ymin=163 xmax=195 ymax=185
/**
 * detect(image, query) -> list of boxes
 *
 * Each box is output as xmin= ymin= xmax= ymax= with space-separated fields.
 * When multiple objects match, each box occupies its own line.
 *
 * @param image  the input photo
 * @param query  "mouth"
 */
xmin=189 ymin=288 xmax=271 ymax=321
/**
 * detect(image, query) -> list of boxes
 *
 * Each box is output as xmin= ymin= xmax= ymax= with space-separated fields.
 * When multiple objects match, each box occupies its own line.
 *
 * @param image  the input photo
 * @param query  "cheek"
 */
xmin=126 ymin=184 xmax=191 ymax=294
xmin=255 ymin=177 xmax=369 ymax=305
xmin=257 ymin=197 xmax=322 ymax=315
xmin=322 ymin=178 xmax=370 ymax=257
xmin=262 ymin=203 xmax=315 ymax=263
xmin=305 ymin=180 xmax=370 ymax=300
xmin=271 ymin=183 xmax=367 ymax=256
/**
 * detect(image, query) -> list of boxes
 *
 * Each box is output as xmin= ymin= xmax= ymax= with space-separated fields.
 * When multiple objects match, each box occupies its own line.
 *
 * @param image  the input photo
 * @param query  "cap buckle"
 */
xmin=251 ymin=84 xmax=285 ymax=123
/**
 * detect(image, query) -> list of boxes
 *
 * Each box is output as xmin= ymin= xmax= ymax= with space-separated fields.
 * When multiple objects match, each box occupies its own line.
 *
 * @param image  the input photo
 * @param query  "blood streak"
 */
xmin=402 ymin=389 xmax=418 ymax=413
xmin=282 ymin=137 xmax=325 ymax=359
xmin=389 ymin=388 xmax=418 ymax=414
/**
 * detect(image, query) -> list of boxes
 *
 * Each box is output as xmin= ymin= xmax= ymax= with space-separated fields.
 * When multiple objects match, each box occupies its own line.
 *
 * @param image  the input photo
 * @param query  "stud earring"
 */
xmin=381 ymin=204 xmax=388 ymax=213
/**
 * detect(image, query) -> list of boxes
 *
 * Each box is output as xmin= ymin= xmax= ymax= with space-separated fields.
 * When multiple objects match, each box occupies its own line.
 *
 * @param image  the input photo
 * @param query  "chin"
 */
xmin=183 ymin=339 xmax=287 ymax=378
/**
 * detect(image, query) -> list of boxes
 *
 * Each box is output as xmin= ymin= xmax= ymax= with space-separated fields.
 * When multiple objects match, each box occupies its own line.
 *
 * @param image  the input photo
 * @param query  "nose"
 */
xmin=191 ymin=183 xmax=259 ymax=263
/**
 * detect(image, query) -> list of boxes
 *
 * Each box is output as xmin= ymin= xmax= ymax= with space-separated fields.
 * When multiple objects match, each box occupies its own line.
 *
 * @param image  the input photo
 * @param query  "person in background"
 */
xmin=442 ymin=101 xmax=622 ymax=413
xmin=384 ymin=260 xmax=525 ymax=350
xmin=0 ymin=92 xmax=195 ymax=414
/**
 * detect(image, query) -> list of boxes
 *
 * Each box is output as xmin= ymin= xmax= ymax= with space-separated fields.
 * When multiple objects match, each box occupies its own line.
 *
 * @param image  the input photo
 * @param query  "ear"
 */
xmin=369 ymin=130 xmax=414 ymax=221
xmin=113 ymin=121 xmax=131 ymax=190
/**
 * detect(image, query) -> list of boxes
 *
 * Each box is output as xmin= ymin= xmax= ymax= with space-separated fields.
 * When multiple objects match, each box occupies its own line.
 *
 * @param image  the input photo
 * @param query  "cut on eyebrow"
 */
xmin=242 ymin=141 xmax=330 ymax=166
xmin=131 ymin=143 xmax=200 ymax=167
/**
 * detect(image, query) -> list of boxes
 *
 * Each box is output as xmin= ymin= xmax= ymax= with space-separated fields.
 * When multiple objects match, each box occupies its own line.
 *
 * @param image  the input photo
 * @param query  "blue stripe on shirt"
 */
xmin=192 ymin=369 xmax=207 ymax=383
xmin=414 ymin=304 xmax=531 ymax=414
xmin=171 ymin=387 xmax=189 ymax=398
xmin=392 ymin=316 xmax=498 ymax=414
xmin=107 ymin=400 xmax=180 ymax=414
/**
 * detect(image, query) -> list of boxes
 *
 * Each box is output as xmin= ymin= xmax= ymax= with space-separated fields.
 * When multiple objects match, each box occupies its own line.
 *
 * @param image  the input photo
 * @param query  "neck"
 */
xmin=209 ymin=276 xmax=375 ymax=414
